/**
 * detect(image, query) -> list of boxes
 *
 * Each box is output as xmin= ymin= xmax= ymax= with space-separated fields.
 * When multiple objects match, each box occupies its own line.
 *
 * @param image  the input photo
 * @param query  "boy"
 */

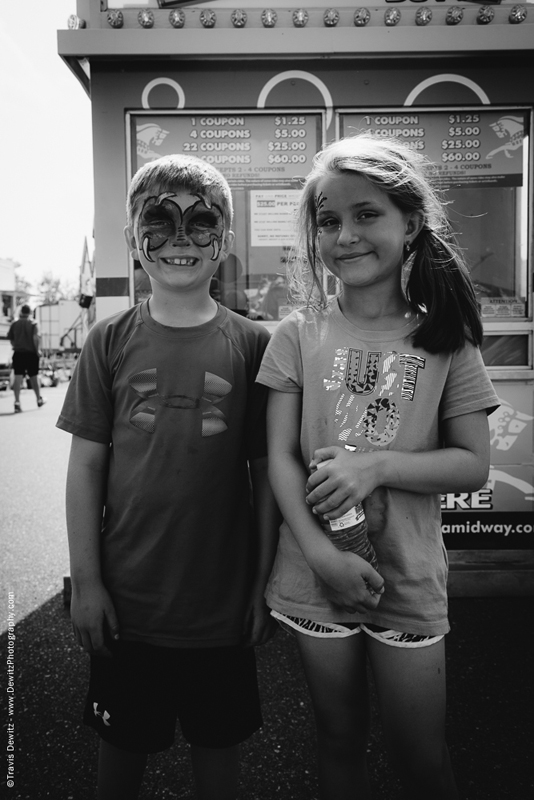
xmin=57 ymin=155 xmax=279 ymax=800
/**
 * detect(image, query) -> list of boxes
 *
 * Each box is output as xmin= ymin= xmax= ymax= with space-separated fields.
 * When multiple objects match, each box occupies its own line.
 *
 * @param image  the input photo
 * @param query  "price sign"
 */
xmin=339 ymin=109 xmax=528 ymax=188
xmin=132 ymin=112 xmax=323 ymax=190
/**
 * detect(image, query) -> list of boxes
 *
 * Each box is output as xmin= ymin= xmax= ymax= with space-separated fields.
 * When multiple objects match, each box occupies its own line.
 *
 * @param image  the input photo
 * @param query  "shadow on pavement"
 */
xmin=1 ymin=594 xmax=532 ymax=799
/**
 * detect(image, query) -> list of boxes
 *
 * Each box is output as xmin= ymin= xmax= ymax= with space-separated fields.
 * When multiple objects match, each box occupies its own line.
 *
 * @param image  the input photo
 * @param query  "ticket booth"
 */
xmin=59 ymin=0 xmax=533 ymax=593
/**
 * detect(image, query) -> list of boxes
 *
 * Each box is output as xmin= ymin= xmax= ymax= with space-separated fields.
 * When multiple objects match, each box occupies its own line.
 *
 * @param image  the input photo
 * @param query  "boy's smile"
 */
xmin=162 ymin=257 xmax=198 ymax=266
xmin=125 ymin=189 xmax=232 ymax=294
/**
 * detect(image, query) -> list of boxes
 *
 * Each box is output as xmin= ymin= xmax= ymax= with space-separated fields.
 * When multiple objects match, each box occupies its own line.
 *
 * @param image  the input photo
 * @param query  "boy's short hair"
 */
xmin=127 ymin=154 xmax=233 ymax=229
xmin=20 ymin=304 xmax=31 ymax=315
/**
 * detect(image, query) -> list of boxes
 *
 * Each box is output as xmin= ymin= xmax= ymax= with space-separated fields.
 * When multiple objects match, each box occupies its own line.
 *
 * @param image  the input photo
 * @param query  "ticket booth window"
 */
xmin=446 ymin=184 xmax=528 ymax=319
xmin=127 ymin=111 xmax=325 ymax=324
xmin=481 ymin=333 xmax=531 ymax=368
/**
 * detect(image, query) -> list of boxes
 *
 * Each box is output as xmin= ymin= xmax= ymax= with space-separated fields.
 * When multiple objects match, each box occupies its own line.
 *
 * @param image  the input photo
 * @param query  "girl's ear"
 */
xmin=405 ymin=211 xmax=425 ymax=244
xmin=124 ymin=225 xmax=140 ymax=259
xmin=220 ymin=229 xmax=235 ymax=261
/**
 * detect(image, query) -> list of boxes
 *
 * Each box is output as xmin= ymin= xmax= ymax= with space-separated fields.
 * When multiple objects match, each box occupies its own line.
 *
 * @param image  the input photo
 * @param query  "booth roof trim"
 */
xmin=60 ymin=6 xmax=532 ymax=50
xmin=59 ymin=1 xmax=532 ymax=95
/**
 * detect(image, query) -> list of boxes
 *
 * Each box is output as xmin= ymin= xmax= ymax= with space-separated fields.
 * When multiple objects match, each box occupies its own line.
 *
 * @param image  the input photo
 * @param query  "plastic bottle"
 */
xmin=314 ymin=460 xmax=379 ymax=571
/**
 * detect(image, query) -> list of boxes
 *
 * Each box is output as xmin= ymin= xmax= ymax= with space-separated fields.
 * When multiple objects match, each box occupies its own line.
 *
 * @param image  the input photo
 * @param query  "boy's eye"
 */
xmin=141 ymin=211 xmax=173 ymax=228
xmin=150 ymin=218 xmax=172 ymax=227
xmin=189 ymin=213 xmax=221 ymax=230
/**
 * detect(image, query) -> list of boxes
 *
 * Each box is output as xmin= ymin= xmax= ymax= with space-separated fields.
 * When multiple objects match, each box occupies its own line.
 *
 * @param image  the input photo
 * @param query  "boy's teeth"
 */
xmin=165 ymin=258 xmax=195 ymax=265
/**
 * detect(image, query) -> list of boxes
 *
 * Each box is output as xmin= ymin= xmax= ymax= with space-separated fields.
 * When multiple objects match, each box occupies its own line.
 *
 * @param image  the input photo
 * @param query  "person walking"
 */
xmin=8 ymin=304 xmax=46 ymax=413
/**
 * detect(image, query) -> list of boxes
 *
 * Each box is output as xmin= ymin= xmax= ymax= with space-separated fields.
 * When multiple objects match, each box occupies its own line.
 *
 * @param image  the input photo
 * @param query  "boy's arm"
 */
xmin=266 ymin=389 xmax=384 ymax=615
xmin=245 ymin=456 xmax=281 ymax=646
xmin=66 ymin=434 xmax=119 ymax=657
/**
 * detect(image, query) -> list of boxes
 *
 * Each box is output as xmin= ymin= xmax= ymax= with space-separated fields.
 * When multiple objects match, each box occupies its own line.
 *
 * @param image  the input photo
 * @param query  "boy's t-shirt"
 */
xmin=57 ymin=301 xmax=269 ymax=648
xmin=256 ymin=303 xmax=499 ymax=635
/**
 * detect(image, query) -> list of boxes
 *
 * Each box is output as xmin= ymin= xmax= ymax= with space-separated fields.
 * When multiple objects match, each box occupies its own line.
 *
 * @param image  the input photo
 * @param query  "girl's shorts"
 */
xmin=84 ymin=639 xmax=262 ymax=753
xmin=271 ymin=610 xmax=444 ymax=649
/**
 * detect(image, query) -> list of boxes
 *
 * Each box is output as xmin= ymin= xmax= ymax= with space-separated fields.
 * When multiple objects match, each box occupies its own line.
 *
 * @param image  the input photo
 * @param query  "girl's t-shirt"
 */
xmin=256 ymin=302 xmax=499 ymax=635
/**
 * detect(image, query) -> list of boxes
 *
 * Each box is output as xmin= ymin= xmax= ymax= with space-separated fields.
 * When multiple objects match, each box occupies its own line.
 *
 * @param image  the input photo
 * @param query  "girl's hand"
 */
xmin=70 ymin=582 xmax=120 ymax=658
xmin=306 ymin=446 xmax=382 ymax=520
xmin=310 ymin=546 xmax=384 ymax=614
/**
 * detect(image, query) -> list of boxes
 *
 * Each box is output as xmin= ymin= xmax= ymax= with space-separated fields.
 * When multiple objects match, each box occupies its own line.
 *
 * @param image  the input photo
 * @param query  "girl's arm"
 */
xmin=267 ymin=389 xmax=384 ymax=614
xmin=66 ymin=435 xmax=119 ymax=657
xmin=306 ymin=409 xmax=490 ymax=519
xmin=245 ymin=455 xmax=282 ymax=646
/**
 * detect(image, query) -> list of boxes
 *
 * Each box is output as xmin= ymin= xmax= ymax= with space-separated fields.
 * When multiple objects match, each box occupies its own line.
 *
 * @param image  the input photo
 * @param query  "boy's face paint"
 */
xmin=137 ymin=191 xmax=225 ymax=263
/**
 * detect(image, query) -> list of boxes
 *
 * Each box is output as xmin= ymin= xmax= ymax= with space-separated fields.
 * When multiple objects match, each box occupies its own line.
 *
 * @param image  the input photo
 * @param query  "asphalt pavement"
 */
xmin=1 ymin=384 xmax=533 ymax=799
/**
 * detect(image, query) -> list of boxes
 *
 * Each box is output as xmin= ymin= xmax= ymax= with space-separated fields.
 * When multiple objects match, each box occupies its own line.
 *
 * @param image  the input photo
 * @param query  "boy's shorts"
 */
xmin=12 ymin=352 xmax=39 ymax=377
xmin=84 ymin=640 xmax=262 ymax=754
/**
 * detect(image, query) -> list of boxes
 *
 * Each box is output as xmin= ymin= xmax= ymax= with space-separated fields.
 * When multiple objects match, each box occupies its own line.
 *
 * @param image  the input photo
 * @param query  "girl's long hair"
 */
xmin=289 ymin=135 xmax=483 ymax=354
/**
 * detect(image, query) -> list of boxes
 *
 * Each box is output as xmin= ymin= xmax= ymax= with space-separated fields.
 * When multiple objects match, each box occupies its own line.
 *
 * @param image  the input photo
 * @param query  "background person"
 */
xmin=8 ymin=303 xmax=46 ymax=413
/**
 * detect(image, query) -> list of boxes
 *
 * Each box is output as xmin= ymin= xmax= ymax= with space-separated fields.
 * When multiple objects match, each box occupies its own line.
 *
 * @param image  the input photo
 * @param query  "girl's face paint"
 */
xmin=137 ymin=191 xmax=225 ymax=263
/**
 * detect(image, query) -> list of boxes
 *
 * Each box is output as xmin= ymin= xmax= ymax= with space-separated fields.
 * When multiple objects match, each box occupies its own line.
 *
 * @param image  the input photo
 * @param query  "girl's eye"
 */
xmin=317 ymin=217 xmax=339 ymax=230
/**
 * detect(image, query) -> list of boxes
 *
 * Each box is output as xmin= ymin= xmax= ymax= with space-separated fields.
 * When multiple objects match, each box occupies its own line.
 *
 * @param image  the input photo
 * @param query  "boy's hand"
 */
xmin=306 ymin=446 xmax=381 ymax=520
xmin=70 ymin=583 xmax=120 ymax=658
xmin=311 ymin=547 xmax=384 ymax=614
xmin=243 ymin=593 xmax=277 ymax=647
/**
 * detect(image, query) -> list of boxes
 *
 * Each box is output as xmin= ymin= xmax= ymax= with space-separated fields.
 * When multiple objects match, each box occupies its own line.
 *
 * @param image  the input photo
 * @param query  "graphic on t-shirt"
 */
xmin=129 ymin=368 xmax=232 ymax=436
xmin=325 ymin=347 xmax=425 ymax=447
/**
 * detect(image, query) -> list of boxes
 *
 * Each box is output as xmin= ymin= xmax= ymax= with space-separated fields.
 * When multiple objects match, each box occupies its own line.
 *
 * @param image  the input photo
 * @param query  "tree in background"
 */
xmin=15 ymin=265 xmax=32 ymax=307
xmin=37 ymin=272 xmax=63 ymax=304
xmin=37 ymin=271 xmax=79 ymax=304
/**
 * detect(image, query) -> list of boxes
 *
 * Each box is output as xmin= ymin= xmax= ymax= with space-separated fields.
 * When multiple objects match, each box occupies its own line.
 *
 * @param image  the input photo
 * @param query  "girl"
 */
xmin=256 ymin=135 xmax=498 ymax=799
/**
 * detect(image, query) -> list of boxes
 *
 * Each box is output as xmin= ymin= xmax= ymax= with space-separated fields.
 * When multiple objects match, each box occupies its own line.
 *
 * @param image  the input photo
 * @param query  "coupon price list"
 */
xmin=442 ymin=115 xmax=482 ymax=163
xmin=268 ymin=116 xmax=309 ymax=165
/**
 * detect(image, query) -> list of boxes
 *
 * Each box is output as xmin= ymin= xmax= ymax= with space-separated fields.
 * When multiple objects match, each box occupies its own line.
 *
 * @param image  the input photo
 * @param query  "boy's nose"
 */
xmin=172 ymin=226 xmax=191 ymax=245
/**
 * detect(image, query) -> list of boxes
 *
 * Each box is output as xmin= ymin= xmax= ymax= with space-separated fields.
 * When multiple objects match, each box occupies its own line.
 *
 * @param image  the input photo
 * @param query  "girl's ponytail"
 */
xmin=407 ymin=230 xmax=483 ymax=353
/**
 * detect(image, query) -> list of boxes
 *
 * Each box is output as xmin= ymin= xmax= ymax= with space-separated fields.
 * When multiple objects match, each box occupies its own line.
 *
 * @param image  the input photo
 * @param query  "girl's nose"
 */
xmin=337 ymin=222 xmax=360 ymax=246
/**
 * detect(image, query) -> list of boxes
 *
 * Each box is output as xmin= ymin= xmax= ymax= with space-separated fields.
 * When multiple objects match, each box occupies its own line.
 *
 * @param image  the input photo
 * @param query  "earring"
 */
xmin=401 ymin=244 xmax=416 ymax=305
